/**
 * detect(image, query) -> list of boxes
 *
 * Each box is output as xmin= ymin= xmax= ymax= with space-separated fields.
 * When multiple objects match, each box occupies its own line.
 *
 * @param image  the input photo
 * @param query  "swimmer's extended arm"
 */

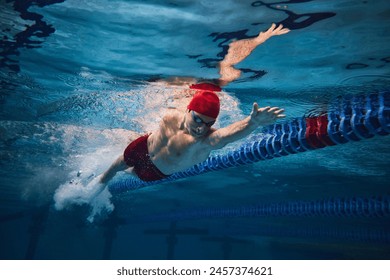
xmin=218 ymin=23 xmax=290 ymax=87
xmin=206 ymin=103 xmax=285 ymax=149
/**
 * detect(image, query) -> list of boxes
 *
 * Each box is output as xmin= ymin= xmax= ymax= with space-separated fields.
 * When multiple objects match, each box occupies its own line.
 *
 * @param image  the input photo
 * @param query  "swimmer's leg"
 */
xmin=98 ymin=133 xmax=139 ymax=187
xmin=100 ymin=155 xmax=128 ymax=184
xmin=86 ymin=155 xmax=129 ymax=200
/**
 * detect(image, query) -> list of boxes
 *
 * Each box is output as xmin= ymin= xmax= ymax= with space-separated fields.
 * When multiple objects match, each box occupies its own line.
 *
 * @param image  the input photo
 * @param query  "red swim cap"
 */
xmin=187 ymin=90 xmax=220 ymax=119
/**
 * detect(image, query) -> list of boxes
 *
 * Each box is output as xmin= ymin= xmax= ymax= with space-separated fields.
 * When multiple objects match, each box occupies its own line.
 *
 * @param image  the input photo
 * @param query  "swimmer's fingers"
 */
xmin=275 ymin=24 xmax=284 ymax=32
xmin=261 ymin=107 xmax=286 ymax=119
xmin=250 ymin=105 xmax=286 ymax=125
xmin=260 ymin=106 xmax=283 ymax=114
xmin=278 ymin=27 xmax=291 ymax=35
xmin=254 ymin=105 xmax=285 ymax=114
xmin=258 ymin=23 xmax=276 ymax=39
xmin=257 ymin=105 xmax=271 ymax=113
xmin=274 ymin=108 xmax=285 ymax=115
xmin=266 ymin=23 xmax=290 ymax=35
xmin=271 ymin=108 xmax=286 ymax=118
xmin=256 ymin=23 xmax=290 ymax=43
xmin=265 ymin=106 xmax=282 ymax=113
xmin=273 ymin=107 xmax=286 ymax=119
xmin=267 ymin=23 xmax=277 ymax=33
xmin=271 ymin=108 xmax=285 ymax=117
xmin=272 ymin=24 xmax=290 ymax=35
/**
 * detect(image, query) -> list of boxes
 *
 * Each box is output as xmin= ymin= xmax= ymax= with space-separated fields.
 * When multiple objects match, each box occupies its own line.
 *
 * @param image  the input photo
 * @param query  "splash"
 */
xmin=54 ymin=173 xmax=114 ymax=223
xmin=52 ymin=147 xmax=117 ymax=222
xmin=51 ymin=128 xmax=135 ymax=222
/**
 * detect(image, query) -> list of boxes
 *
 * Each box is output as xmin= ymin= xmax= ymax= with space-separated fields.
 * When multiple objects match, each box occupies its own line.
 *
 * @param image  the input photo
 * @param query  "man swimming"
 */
xmin=92 ymin=23 xmax=289 ymax=195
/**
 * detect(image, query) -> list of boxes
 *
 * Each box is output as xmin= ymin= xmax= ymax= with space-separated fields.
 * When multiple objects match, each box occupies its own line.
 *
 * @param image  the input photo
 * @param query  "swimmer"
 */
xmin=90 ymin=23 xmax=290 ymax=197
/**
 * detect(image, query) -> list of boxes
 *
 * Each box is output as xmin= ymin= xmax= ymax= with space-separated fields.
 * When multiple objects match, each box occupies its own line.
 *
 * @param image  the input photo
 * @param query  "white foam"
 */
xmin=54 ymin=173 xmax=115 ymax=222
xmin=52 ymin=128 xmax=132 ymax=222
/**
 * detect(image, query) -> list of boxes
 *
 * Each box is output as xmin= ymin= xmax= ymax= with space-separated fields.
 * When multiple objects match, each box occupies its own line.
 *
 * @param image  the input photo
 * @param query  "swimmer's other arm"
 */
xmin=218 ymin=23 xmax=290 ymax=87
xmin=205 ymin=103 xmax=285 ymax=149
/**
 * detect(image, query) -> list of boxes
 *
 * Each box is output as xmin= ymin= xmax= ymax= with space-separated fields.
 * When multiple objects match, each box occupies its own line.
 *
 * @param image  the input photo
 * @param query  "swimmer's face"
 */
xmin=185 ymin=110 xmax=216 ymax=137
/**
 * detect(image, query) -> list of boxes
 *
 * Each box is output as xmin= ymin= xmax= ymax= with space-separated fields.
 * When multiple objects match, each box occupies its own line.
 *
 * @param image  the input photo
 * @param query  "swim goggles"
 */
xmin=191 ymin=110 xmax=215 ymax=127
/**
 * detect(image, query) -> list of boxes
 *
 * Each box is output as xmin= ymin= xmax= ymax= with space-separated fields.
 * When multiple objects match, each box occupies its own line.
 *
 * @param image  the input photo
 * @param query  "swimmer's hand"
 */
xmin=249 ymin=103 xmax=285 ymax=126
xmin=255 ymin=23 xmax=290 ymax=44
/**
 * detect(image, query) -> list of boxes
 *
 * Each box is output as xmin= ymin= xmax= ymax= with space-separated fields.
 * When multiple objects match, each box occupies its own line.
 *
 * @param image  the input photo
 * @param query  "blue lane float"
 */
xmin=123 ymin=196 xmax=390 ymax=243
xmin=129 ymin=195 xmax=390 ymax=223
xmin=109 ymin=91 xmax=389 ymax=194
xmin=224 ymin=223 xmax=390 ymax=244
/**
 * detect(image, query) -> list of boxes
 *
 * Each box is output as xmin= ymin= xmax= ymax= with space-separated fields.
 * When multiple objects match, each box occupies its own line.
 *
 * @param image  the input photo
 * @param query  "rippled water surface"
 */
xmin=0 ymin=0 xmax=389 ymax=260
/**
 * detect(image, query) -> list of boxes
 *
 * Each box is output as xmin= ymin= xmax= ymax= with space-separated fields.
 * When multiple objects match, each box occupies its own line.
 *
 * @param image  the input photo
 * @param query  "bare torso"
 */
xmin=147 ymin=110 xmax=213 ymax=175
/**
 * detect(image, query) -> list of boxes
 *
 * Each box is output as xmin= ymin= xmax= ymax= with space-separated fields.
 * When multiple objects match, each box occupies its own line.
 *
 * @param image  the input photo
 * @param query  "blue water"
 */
xmin=1 ymin=0 xmax=390 ymax=260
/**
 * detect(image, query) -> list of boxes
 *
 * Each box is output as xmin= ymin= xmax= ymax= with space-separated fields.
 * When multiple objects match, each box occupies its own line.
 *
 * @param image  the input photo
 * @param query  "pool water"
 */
xmin=0 ymin=0 xmax=389 ymax=260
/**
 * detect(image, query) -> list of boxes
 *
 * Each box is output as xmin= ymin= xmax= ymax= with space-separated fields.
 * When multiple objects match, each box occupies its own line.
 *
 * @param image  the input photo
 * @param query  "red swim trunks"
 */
xmin=123 ymin=134 xmax=168 ymax=182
